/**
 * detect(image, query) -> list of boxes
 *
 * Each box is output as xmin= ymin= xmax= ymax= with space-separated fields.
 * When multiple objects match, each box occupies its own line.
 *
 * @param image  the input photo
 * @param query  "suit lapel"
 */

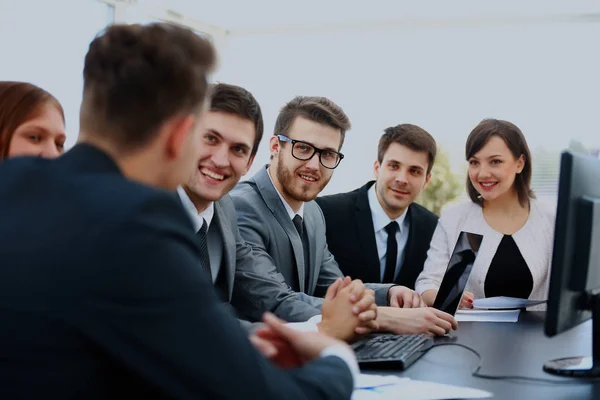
xmin=355 ymin=182 xmax=382 ymax=283
xmin=213 ymin=201 xmax=235 ymax=301
xmin=253 ymin=167 xmax=306 ymax=292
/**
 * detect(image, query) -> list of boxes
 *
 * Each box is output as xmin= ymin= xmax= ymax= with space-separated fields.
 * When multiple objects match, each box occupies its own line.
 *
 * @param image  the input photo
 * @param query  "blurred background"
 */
xmin=2 ymin=0 xmax=598 ymax=212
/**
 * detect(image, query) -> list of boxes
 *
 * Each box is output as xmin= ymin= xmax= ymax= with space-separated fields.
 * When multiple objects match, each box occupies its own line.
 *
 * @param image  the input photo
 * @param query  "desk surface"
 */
xmin=374 ymin=312 xmax=600 ymax=400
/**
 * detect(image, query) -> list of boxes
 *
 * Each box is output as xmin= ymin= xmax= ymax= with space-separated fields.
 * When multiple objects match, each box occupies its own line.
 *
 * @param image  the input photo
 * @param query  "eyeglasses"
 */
xmin=277 ymin=135 xmax=344 ymax=169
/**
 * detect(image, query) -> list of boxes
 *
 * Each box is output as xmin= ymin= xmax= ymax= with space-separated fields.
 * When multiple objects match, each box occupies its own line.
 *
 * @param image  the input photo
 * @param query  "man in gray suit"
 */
xmin=178 ymin=83 xmax=378 ymax=340
xmin=231 ymin=96 xmax=458 ymax=335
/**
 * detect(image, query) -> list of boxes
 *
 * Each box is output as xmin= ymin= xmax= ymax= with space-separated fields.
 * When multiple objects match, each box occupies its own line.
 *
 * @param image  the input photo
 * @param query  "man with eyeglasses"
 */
xmin=178 ymin=84 xmax=378 ymax=342
xmin=230 ymin=96 xmax=458 ymax=336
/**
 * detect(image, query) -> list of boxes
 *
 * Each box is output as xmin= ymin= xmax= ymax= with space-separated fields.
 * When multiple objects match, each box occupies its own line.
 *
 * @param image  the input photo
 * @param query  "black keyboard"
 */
xmin=352 ymin=334 xmax=433 ymax=370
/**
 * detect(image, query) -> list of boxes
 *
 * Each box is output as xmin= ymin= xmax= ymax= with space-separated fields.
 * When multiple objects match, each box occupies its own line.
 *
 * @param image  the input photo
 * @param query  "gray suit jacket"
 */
xmin=214 ymin=195 xmax=324 ymax=323
xmin=230 ymin=166 xmax=393 ymax=319
xmin=211 ymin=197 xmax=242 ymax=303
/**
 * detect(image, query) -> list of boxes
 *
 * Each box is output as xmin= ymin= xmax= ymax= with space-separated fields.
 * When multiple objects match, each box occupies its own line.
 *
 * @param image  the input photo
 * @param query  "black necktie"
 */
xmin=383 ymin=221 xmax=399 ymax=283
xmin=196 ymin=219 xmax=212 ymax=281
xmin=292 ymin=214 xmax=303 ymax=238
xmin=292 ymin=214 xmax=310 ymax=290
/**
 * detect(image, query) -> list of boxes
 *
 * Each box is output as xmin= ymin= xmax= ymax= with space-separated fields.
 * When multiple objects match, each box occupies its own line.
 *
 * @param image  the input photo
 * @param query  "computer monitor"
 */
xmin=544 ymin=151 xmax=600 ymax=377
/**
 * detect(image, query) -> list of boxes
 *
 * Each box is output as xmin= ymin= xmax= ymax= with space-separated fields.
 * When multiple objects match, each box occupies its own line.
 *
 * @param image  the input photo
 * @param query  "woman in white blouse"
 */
xmin=416 ymin=119 xmax=555 ymax=308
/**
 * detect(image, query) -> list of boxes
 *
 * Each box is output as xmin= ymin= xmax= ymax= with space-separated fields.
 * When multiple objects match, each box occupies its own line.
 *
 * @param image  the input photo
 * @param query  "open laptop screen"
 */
xmin=432 ymin=231 xmax=483 ymax=315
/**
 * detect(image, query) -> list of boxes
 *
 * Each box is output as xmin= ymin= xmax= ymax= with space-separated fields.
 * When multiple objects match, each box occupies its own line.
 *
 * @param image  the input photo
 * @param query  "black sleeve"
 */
xmin=77 ymin=194 xmax=353 ymax=400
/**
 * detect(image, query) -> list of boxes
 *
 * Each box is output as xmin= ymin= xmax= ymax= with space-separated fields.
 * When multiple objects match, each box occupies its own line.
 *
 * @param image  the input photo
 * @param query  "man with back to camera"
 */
xmin=316 ymin=124 xmax=440 ymax=290
xmin=0 ymin=23 xmax=358 ymax=399
xmin=178 ymin=82 xmax=378 ymax=340
xmin=230 ymin=98 xmax=457 ymax=336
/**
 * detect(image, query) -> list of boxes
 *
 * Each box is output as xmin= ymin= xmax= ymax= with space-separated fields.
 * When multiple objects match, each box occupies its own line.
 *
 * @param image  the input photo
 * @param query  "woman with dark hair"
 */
xmin=0 ymin=81 xmax=66 ymax=162
xmin=416 ymin=119 xmax=555 ymax=309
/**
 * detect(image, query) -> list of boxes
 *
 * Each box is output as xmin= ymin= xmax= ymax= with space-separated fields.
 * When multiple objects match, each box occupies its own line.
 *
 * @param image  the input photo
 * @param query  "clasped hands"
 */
xmin=249 ymin=276 xmax=378 ymax=369
xmin=250 ymin=279 xmax=458 ymax=368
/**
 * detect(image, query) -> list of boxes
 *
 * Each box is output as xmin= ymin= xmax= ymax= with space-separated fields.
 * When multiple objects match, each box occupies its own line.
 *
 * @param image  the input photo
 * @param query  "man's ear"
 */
xmin=243 ymin=154 xmax=256 ymax=175
xmin=373 ymin=160 xmax=381 ymax=179
xmin=269 ymin=136 xmax=280 ymax=158
xmin=165 ymin=115 xmax=196 ymax=160
xmin=424 ymin=172 xmax=432 ymax=188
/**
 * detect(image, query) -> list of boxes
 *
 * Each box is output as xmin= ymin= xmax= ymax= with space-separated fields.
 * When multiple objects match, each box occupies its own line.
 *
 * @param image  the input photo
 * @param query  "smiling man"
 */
xmin=316 ymin=124 xmax=439 ymax=289
xmin=231 ymin=101 xmax=458 ymax=336
xmin=0 ymin=24 xmax=360 ymax=400
xmin=178 ymin=84 xmax=378 ymax=341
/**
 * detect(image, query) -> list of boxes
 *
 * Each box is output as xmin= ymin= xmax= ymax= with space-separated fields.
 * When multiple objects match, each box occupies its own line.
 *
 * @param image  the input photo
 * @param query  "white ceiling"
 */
xmin=148 ymin=0 xmax=600 ymax=34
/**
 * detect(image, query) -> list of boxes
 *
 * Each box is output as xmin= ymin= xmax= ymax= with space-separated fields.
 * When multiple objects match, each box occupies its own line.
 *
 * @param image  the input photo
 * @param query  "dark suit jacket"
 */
xmin=0 ymin=145 xmax=352 ymax=400
xmin=316 ymin=180 xmax=438 ymax=289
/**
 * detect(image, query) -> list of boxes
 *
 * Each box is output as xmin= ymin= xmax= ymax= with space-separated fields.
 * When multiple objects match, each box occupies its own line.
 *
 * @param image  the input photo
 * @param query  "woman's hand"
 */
xmin=459 ymin=291 xmax=474 ymax=309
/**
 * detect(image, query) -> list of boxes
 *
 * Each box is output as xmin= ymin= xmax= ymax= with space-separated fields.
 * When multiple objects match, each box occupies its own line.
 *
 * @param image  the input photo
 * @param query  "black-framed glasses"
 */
xmin=277 ymin=135 xmax=344 ymax=169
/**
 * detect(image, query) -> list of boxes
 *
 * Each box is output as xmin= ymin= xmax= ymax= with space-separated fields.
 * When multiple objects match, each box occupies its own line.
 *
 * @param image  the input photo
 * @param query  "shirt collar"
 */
xmin=177 ymin=186 xmax=215 ymax=231
xmin=367 ymin=183 xmax=408 ymax=233
xmin=267 ymin=167 xmax=304 ymax=220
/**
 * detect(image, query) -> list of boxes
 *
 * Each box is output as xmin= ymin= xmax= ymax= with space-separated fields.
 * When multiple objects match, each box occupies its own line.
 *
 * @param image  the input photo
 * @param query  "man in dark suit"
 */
xmin=0 ymin=23 xmax=356 ymax=399
xmin=177 ymin=83 xmax=377 ymax=339
xmin=231 ymin=100 xmax=457 ymax=336
xmin=317 ymin=124 xmax=439 ymax=290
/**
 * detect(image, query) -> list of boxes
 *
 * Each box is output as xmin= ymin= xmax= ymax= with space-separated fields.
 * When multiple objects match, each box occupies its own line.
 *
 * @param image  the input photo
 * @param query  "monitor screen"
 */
xmin=546 ymin=151 xmax=600 ymax=337
xmin=543 ymin=151 xmax=600 ymax=377
xmin=433 ymin=231 xmax=484 ymax=315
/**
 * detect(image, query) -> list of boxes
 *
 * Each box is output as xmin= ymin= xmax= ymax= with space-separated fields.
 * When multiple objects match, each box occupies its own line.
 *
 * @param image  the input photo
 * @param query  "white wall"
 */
xmin=214 ymin=20 xmax=600 ymax=197
xmin=0 ymin=0 xmax=112 ymax=149
xmin=1 ymin=2 xmax=598 ymax=201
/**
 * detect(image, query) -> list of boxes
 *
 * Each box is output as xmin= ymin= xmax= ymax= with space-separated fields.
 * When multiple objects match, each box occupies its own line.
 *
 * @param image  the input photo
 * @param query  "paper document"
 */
xmin=473 ymin=296 xmax=547 ymax=309
xmin=353 ymin=373 xmax=492 ymax=400
xmin=456 ymin=309 xmax=520 ymax=322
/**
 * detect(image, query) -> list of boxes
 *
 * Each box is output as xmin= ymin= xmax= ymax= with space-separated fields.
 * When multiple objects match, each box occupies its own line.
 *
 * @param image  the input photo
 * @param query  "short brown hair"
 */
xmin=273 ymin=96 xmax=351 ymax=149
xmin=0 ymin=81 xmax=64 ymax=162
xmin=377 ymin=124 xmax=437 ymax=174
xmin=210 ymin=83 xmax=263 ymax=157
xmin=465 ymin=118 xmax=534 ymax=207
xmin=80 ymin=23 xmax=216 ymax=151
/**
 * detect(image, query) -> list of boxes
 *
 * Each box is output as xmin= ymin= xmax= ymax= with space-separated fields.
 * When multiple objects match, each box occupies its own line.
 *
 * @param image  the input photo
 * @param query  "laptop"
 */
xmin=432 ymin=231 xmax=483 ymax=315
xmin=353 ymin=231 xmax=484 ymax=369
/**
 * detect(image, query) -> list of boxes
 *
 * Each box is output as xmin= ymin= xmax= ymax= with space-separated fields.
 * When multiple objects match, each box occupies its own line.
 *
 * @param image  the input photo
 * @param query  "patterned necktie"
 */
xmin=383 ymin=221 xmax=399 ymax=283
xmin=196 ymin=219 xmax=212 ymax=281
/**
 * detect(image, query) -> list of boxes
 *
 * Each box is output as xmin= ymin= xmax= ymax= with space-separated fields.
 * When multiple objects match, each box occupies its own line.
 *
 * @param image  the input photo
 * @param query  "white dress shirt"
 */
xmin=177 ymin=186 xmax=215 ymax=230
xmin=367 ymin=184 xmax=410 ymax=282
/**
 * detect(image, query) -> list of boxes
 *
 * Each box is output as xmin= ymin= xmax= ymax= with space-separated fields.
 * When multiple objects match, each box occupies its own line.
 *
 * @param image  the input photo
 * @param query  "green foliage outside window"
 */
xmin=416 ymin=149 xmax=462 ymax=216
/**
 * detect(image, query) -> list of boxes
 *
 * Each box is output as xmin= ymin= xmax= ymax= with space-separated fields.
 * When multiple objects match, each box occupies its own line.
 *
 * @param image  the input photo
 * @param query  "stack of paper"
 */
xmin=455 ymin=309 xmax=520 ymax=322
xmin=353 ymin=374 xmax=492 ymax=400
xmin=472 ymin=296 xmax=547 ymax=309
